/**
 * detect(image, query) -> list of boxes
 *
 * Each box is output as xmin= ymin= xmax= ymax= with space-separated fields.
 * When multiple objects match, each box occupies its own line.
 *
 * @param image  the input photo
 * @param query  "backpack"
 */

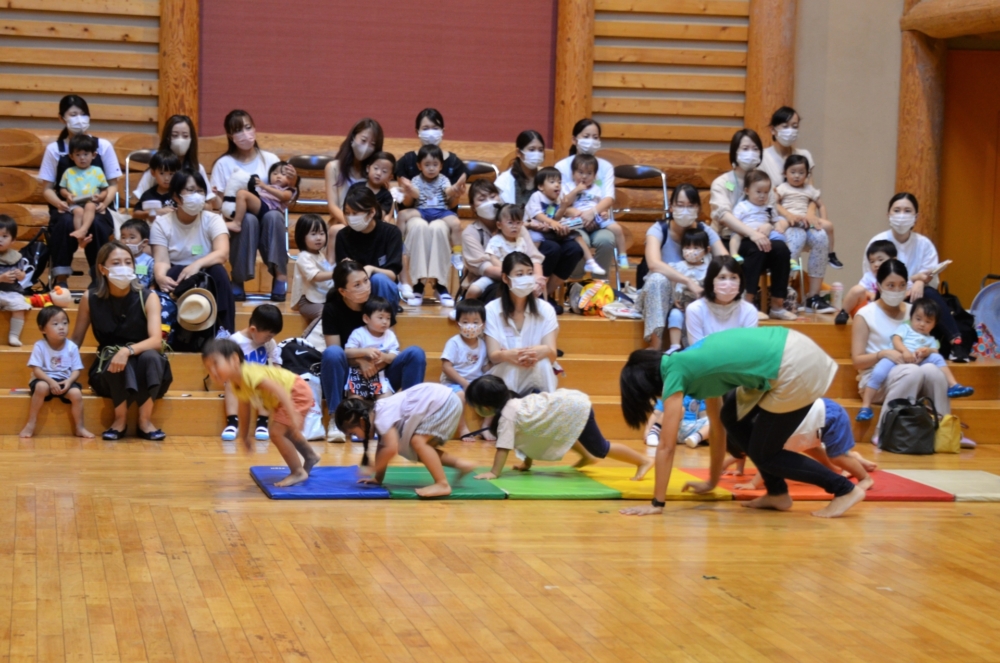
xmin=170 ymin=271 xmax=219 ymax=353
xmin=276 ymin=338 xmax=322 ymax=375
xmin=569 ymin=280 xmax=616 ymax=316
xmin=19 ymin=228 xmax=50 ymax=287
xmin=155 ymin=291 xmax=178 ymax=344
xmin=937 ymin=282 xmax=976 ymax=359
xmin=878 ymin=397 xmax=938 ymax=455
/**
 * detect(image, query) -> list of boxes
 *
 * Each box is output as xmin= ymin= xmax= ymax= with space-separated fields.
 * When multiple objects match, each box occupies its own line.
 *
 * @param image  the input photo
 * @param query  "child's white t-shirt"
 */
xmin=230 ymin=331 xmax=280 ymax=365
xmin=291 ymin=251 xmax=333 ymax=306
xmin=561 ymin=182 xmax=603 ymax=214
xmin=345 ymin=327 xmax=400 ymax=396
xmin=775 ymin=182 xmax=821 ymax=217
xmin=440 ymin=334 xmax=488 ymax=386
xmin=28 ymin=339 xmax=84 ymax=382
xmin=485 ymin=234 xmax=533 ymax=261
xmin=524 ymin=191 xmax=558 ymax=222
xmin=732 ymin=200 xmax=776 ymax=231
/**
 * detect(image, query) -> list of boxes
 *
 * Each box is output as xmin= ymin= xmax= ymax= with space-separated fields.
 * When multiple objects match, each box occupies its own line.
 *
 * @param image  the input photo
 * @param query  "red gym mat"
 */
xmin=683 ymin=468 xmax=955 ymax=502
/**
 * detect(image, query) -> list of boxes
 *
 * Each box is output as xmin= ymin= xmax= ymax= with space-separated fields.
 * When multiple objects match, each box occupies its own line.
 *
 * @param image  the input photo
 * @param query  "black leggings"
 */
xmin=538 ymin=236 xmax=584 ymax=281
xmin=48 ymin=209 xmax=114 ymax=279
xmin=577 ymin=408 xmax=611 ymax=458
xmin=720 ymin=390 xmax=855 ymax=497
xmin=166 ymin=263 xmax=236 ymax=333
xmin=739 ymin=236 xmax=791 ymax=298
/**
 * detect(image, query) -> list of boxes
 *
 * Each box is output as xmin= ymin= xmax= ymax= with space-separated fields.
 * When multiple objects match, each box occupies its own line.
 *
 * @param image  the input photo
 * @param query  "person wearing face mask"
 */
xmin=636 ymin=183 xmax=729 ymax=350
xmin=484 ymin=252 xmax=560 ymax=395
xmin=496 ymin=130 xmax=547 ymax=205
xmin=70 ymin=241 xmax=172 ymax=441
xmin=39 ymin=95 xmax=122 ymax=283
xmin=852 ymin=259 xmax=952 ymax=435
xmin=861 ymin=192 xmax=971 ymax=362
xmin=149 ymin=171 xmax=235 ymax=333
xmin=334 ymin=186 xmax=404 ymax=310
xmin=319 ymin=261 xmax=427 ymax=442
xmin=325 ymin=118 xmax=385 ymax=235
xmin=461 ymin=180 xmax=546 ymax=303
xmin=134 ymin=115 xmax=216 ymax=209
xmin=760 ymin=106 xmax=815 ymax=187
xmin=554 ymin=119 xmax=618 ymax=277
xmin=683 ymin=256 xmax=759 ymax=346
xmin=394 ymin=109 xmax=467 ymax=196
xmin=209 ymin=110 xmax=284 ymax=302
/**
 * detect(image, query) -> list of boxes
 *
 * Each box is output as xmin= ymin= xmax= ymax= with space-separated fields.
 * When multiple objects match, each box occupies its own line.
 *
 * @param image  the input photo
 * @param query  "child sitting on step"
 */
xmin=290 ymin=214 xmax=333 ymax=323
xmin=440 ymin=298 xmax=492 ymax=441
xmin=220 ymin=304 xmax=283 ymax=442
xmin=0 ymin=215 xmax=31 ymax=346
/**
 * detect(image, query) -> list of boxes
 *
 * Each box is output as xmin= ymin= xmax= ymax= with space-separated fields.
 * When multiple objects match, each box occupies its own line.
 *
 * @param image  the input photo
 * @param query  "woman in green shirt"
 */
xmin=618 ymin=326 xmax=865 ymax=518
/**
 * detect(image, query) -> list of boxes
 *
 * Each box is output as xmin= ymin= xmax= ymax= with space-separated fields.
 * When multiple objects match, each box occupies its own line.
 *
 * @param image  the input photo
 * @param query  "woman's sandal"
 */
xmin=137 ymin=429 xmax=166 ymax=441
xmin=102 ymin=428 xmax=126 ymax=441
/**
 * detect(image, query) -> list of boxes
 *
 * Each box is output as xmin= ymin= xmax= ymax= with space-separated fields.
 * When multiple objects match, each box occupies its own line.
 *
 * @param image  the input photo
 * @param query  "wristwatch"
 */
xmin=651 ymin=498 xmax=665 ymax=508
xmin=126 ymin=344 xmax=135 ymax=356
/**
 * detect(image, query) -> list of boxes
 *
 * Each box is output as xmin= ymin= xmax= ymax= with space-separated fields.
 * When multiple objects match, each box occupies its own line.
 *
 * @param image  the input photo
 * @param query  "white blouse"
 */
xmin=485 ymin=297 xmax=559 ymax=393
xmin=210 ymin=150 xmax=279 ymax=194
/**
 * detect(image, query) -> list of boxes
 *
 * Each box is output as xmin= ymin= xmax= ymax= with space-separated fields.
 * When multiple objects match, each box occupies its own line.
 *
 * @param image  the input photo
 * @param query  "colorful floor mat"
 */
xmin=382 ymin=466 xmax=507 ymax=500
xmin=579 ymin=466 xmax=733 ymax=500
xmin=684 ymin=468 xmax=955 ymax=502
xmin=885 ymin=470 xmax=1000 ymax=502
xmin=251 ymin=466 xmax=390 ymax=500
xmin=485 ymin=466 xmax=622 ymax=500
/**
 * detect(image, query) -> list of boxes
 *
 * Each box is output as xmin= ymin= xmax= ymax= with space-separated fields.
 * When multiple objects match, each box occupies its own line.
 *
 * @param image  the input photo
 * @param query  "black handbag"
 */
xmin=19 ymin=228 xmax=50 ymax=287
xmin=878 ymin=397 xmax=938 ymax=455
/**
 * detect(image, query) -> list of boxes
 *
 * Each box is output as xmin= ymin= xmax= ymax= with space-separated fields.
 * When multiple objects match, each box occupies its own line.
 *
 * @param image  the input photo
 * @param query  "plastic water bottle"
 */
xmin=831 ymin=282 xmax=843 ymax=310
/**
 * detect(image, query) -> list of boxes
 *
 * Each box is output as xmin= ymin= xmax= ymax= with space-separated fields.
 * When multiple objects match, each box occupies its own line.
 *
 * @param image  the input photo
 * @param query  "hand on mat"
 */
xmin=474 ymin=471 xmax=497 ymax=480
xmin=619 ymin=505 xmax=663 ymax=516
xmin=357 ymin=477 xmax=382 ymax=486
xmin=683 ymin=480 xmax=715 ymax=495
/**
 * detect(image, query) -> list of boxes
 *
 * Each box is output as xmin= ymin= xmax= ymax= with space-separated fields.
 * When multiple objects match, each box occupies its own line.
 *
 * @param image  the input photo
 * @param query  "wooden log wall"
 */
xmin=0 ymin=0 xmax=162 ymax=134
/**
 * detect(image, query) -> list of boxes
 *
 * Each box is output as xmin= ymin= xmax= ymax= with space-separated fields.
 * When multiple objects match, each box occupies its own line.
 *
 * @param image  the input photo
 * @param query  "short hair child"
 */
xmin=367 ymin=151 xmax=397 ymax=214
xmin=774 ymin=153 xmax=841 ymax=269
xmin=344 ymin=296 xmax=400 ymax=400
xmin=220 ymin=303 xmax=284 ymax=442
xmin=729 ymin=169 xmax=785 ymax=259
xmin=0 ymin=215 xmax=31 ymax=346
xmin=399 ymin=143 xmax=464 ymax=271
xmin=20 ymin=305 xmax=91 ymax=439
xmin=663 ymin=227 xmax=712 ymax=353
xmin=440 ymin=298 xmax=491 ymax=440
xmin=524 ymin=164 xmax=604 ymax=276
xmin=249 ymin=302 xmax=284 ymax=334
xmin=60 ymin=133 xmax=108 ymax=246
xmin=118 ymin=218 xmax=155 ymax=287
xmin=836 ymin=240 xmax=900 ymax=322
xmin=563 ymin=154 xmax=630 ymax=271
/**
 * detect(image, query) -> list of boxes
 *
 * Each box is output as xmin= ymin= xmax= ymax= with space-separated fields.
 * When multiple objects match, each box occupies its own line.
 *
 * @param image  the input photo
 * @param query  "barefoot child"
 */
xmin=524 ymin=167 xmax=605 ymax=276
xmin=220 ymin=304 xmax=283 ymax=441
xmin=19 ymin=306 xmax=93 ymax=439
xmin=440 ymin=298 xmax=491 ymax=440
xmin=856 ymin=297 xmax=974 ymax=421
xmin=344 ymin=297 xmax=399 ymax=400
xmin=334 ymin=383 xmax=475 ymax=498
xmin=228 ymin=161 xmax=300 ymax=232
xmin=0 ymin=215 xmax=31 ymax=346
xmin=202 ymin=339 xmax=320 ymax=487
xmin=59 ymin=134 xmax=108 ymax=246
xmin=563 ymin=154 xmax=631 ymax=271
xmin=466 ymin=375 xmax=653 ymax=480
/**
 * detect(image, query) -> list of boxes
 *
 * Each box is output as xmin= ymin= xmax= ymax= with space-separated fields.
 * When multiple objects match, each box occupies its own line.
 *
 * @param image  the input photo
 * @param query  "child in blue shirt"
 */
xmin=119 ymin=219 xmax=155 ymax=288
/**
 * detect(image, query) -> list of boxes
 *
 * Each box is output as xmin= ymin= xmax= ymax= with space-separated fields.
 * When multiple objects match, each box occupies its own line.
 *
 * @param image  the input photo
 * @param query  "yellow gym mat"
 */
xmin=579 ymin=466 xmax=733 ymax=500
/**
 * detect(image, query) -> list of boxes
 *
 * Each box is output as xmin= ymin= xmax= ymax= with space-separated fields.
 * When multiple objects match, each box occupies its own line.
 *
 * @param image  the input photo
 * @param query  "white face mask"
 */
xmin=714 ymin=279 xmax=741 ymax=302
xmin=170 ymin=137 xmax=191 ymax=156
xmin=180 ymin=192 xmax=205 ymax=216
xmin=889 ymin=213 xmax=916 ymax=234
xmin=106 ymin=265 xmax=136 ymax=289
xmin=352 ymin=141 xmax=373 ymax=161
xmin=682 ymin=248 xmax=705 ymax=263
xmin=459 ymin=322 xmax=483 ymax=339
xmin=66 ymin=114 xmax=90 ymax=135
xmin=347 ymin=213 xmax=371 ymax=231
xmin=736 ymin=149 xmax=761 ymax=169
xmin=576 ymin=137 xmax=601 ymax=155
xmin=508 ymin=275 xmax=536 ymax=297
xmin=776 ymin=127 xmax=798 ymax=147
xmin=476 ymin=200 xmax=499 ymax=221
xmin=521 ymin=150 xmax=545 ymax=169
xmin=124 ymin=242 xmax=143 ymax=257
xmin=672 ymin=207 xmax=698 ymax=227
xmin=879 ymin=288 xmax=907 ymax=307
xmin=418 ymin=128 xmax=443 ymax=146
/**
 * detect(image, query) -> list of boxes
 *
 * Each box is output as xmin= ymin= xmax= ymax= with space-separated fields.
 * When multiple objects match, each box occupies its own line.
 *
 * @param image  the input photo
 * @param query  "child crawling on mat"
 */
xmin=465 ymin=375 xmax=653 ymax=480
xmin=202 ymin=339 xmax=320 ymax=487
xmin=334 ymin=382 xmax=476 ymax=498
xmin=725 ymin=398 xmax=877 ymax=492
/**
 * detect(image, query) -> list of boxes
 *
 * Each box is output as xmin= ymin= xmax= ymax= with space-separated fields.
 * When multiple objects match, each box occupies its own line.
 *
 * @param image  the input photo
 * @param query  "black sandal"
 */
xmin=137 ymin=429 xmax=166 ymax=441
xmin=102 ymin=428 xmax=126 ymax=441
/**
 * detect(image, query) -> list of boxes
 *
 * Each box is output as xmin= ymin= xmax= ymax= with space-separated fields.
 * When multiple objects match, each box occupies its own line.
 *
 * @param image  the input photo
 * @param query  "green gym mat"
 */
xmin=382 ymin=466 xmax=507 ymax=500
xmin=485 ymin=466 xmax=622 ymax=499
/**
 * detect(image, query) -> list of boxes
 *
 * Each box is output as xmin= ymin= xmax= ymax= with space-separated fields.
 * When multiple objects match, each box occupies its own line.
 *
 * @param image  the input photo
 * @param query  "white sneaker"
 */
xmin=326 ymin=421 xmax=346 ymax=443
xmin=684 ymin=432 xmax=702 ymax=449
xmin=585 ymin=258 xmax=606 ymax=276
xmin=757 ymin=310 xmax=769 ymax=321
xmin=645 ymin=433 xmax=660 ymax=447
xmin=255 ymin=425 xmax=269 ymax=441
xmin=769 ymin=308 xmax=798 ymax=321
xmin=618 ymin=254 xmax=630 ymax=270
xmin=221 ymin=424 xmax=237 ymax=441
xmin=399 ymin=283 xmax=414 ymax=300
xmin=451 ymin=253 xmax=464 ymax=270
xmin=406 ymin=294 xmax=424 ymax=307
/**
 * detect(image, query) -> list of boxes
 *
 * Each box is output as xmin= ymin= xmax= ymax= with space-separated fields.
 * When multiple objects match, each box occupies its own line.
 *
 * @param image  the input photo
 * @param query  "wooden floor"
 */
xmin=1 ymin=435 xmax=999 ymax=662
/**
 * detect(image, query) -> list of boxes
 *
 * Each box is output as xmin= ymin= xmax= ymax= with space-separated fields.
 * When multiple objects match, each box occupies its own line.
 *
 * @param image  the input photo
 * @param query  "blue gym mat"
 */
xmin=250 ymin=466 xmax=390 ymax=500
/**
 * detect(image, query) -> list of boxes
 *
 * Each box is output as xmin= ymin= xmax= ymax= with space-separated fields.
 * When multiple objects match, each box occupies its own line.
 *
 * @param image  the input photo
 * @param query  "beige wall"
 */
xmin=794 ymin=0 xmax=905 ymax=287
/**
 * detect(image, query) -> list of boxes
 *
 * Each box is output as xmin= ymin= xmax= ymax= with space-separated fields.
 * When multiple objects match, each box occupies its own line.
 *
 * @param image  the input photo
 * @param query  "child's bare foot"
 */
xmin=18 ymin=423 xmax=35 ymax=439
xmin=573 ymin=454 xmax=597 ymax=469
xmin=632 ymin=458 xmax=654 ymax=481
xmin=812 ymin=486 xmax=865 ymax=518
xmin=75 ymin=427 xmax=95 ymax=439
xmin=415 ymin=481 xmax=452 ymax=498
xmin=274 ymin=469 xmax=309 ymax=487
xmin=850 ymin=450 xmax=878 ymax=472
xmin=454 ymin=459 xmax=475 ymax=483
xmin=303 ymin=451 xmax=320 ymax=474
xmin=742 ymin=493 xmax=793 ymax=511
xmin=857 ymin=476 xmax=874 ymax=491
xmin=78 ymin=234 xmax=93 ymax=248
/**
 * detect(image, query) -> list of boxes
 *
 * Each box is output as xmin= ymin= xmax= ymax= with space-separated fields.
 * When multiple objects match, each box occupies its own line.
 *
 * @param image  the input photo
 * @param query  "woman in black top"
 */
xmin=71 ymin=241 xmax=172 ymax=441
xmin=334 ymin=186 xmax=403 ymax=309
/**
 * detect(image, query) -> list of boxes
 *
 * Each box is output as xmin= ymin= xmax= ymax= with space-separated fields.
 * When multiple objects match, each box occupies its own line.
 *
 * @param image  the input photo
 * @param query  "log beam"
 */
xmin=744 ymin=0 xmax=797 ymax=138
xmin=158 ymin=0 xmax=200 ymax=130
xmin=553 ymin=0 xmax=595 ymax=157
xmin=900 ymin=0 xmax=1000 ymax=39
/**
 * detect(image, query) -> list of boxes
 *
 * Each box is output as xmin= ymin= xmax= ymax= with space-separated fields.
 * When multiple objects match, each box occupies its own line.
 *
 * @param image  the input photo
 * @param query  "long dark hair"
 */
xmin=58 ymin=94 xmax=90 ymax=143
xmin=620 ymin=349 xmax=666 ymax=429
xmin=465 ymin=375 xmax=517 ymax=438
xmin=568 ymin=118 xmax=601 ymax=156
xmin=343 ymin=185 xmax=384 ymax=224
xmin=158 ymin=114 xmax=200 ymax=172
xmin=510 ymin=129 xmax=545 ymax=193
xmin=333 ymin=398 xmax=374 ymax=465
xmin=334 ymin=118 xmax=384 ymax=185
xmin=222 ymin=109 xmax=257 ymax=156
xmin=874 ymin=258 xmax=909 ymax=302
xmin=498 ymin=252 xmax=538 ymax=323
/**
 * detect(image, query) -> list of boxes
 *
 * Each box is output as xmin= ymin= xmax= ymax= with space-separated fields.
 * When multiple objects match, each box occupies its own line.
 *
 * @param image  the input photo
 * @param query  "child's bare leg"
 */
xmin=729 ymin=233 xmax=742 ymax=256
xmin=939 ymin=364 xmax=959 ymax=388
xmin=443 ymin=214 xmax=462 ymax=249
xmin=230 ymin=189 xmax=260 ymax=232
xmin=401 ymin=254 xmax=413 ymax=287
xmin=410 ymin=435 xmax=452 ymax=497
xmin=437 ymin=448 xmax=475 ymax=481
xmin=574 ymin=235 xmax=594 ymax=261
xmin=80 ymin=201 xmax=96 ymax=237
xmin=286 ymin=426 xmax=321 ymax=473
xmin=860 ymin=386 xmax=876 ymax=409
xmin=224 ymin=383 xmax=238 ymax=416
xmin=605 ymin=442 xmax=654 ymax=480
xmin=465 ymin=285 xmax=483 ymax=300
xmin=831 ymin=454 xmax=872 ymax=490
xmin=69 ymin=206 xmax=86 ymax=240
xmin=571 ymin=441 xmax=599 ymax=469
xmin=608 ymin=222 xmax=628 ymax=255
xmin=19 ymin=381 xmax=49 ymax=438
xmin=842 ymin=285 xmax=871 ymax=315
xmin=269 ymin=421 xmax=309 ymax=487
xmin=67 ymin=388 xmax=94 ymax=438
xmin=723 ymin=454 xmax=747 ymax=475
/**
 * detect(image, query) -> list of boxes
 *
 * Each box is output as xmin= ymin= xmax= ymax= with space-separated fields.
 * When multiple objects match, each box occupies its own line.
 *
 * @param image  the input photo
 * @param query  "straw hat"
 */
xmin=176 ymin=288 xmax=217 ymax=332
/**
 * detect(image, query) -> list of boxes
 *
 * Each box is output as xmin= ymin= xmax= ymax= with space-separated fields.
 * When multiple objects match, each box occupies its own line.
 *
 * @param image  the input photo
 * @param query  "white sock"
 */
xmin=8 ymin=317 xmax=23 ymax=347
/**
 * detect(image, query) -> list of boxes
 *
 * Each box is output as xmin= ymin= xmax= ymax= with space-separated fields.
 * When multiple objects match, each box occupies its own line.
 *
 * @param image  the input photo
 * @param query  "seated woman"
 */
xmin=684 ymin=256 xmax=759 ymax=346
xmin=324 ymin=117 xmax=384 ymax=254
xmin=636 ymin=183 xmax=728 ymax=349
xmin=334 ymin=186 xmax=404 ymax=310
xmin=495 ymin=129 xmax=546 ymax=206
xmin=851 ymin=258 xmax=951 ymax=437
xmin=70 ymin=242 xmax=172 ymax=441
xmin=710 ymin=128 xmax=793 ymax=320
xmin=150 ymin=170 xmax=235 ymax=333
xmin=319 ymin=261 xmax=427 ymax=442
xmin=38 ymin=94 xmax=121 ymax=281
xmin=485 ymin=252 xmax=560 ymax=394
xmin=209 ymin=110 xmax=284 ymax=301
xmin=134 ymin=113 xmax=217 ymax=210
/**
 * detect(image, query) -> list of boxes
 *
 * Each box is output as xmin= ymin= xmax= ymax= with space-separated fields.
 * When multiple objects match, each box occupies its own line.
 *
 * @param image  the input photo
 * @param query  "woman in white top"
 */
xmin=209 ymin=110 xmax=283 ymax=302
xmin=861 ymin=192 xmax=969 ymax=361
xmin=324 ymin=118 xmax=384 ymax=255
xmin=496 ymin=129 xmax=546 ymax=206
xmin=709 ymin=128 xmax=792 ymax=319
xmin=637 ymin=183 xmax=728 ymax=349
xmin=38 ymin=95 xmax=122 ymax=282
xmin=150 ymin=171 xmax=235 ymax=332
xmin=485 ymin=252 xmax=560 ymax=394
xmin=760 ymin=106 xmax=815 ymax=187
xmin=133 ymin=114 xmax=217 ymax=209
xmin=851 ymin=258 xmax=950 ymax=434
xmin=554 ymin=119 xmax=616 ymax=276
xmin=684 ymin=256 xmax=759 ymax=345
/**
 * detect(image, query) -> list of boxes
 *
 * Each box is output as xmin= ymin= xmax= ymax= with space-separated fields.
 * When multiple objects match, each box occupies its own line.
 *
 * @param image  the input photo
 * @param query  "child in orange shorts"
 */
xmin=202 ymin=339 xmax=320 ymax=487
